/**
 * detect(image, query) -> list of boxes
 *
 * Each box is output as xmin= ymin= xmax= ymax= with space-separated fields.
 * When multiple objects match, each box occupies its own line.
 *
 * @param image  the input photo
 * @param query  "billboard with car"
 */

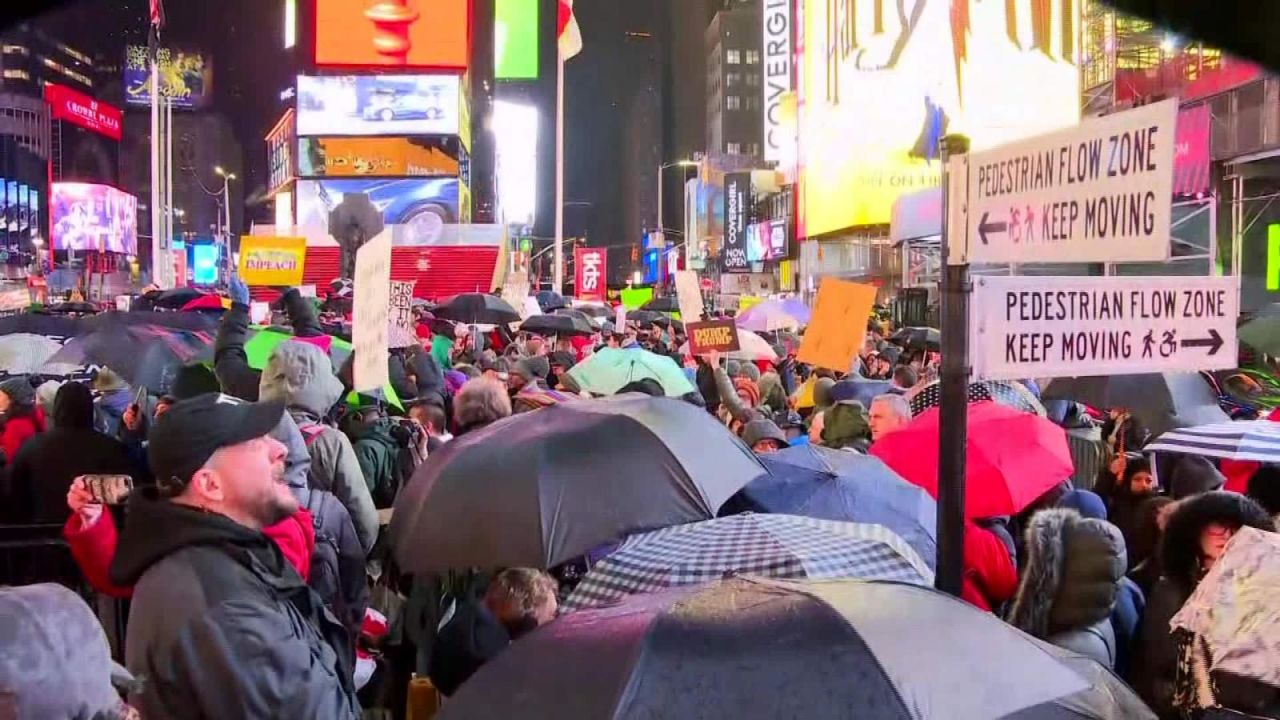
xmin=296 ymin=178 xmax=460 ymax=246
xmin=296 ymin=74 xmax=461 ymax=137
xmin=51 ymin=182 xmax=137 ymax=254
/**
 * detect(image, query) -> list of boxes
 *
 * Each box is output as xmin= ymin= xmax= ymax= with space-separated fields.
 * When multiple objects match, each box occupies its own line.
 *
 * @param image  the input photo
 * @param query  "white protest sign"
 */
xmin=352 ymin=232 xmax=392 ymax=392
xmin=615 ymin=305 xmax=627 ymax=332
xmin=970 ymin=275 xmax=1238 ymax=381
xmin=389 ymin=280 xmax=416 ymax=331
xmin=249 ymin=301 xmax=271 ymax=325
xmin=966 ymin=99 xmax=1177 ymax=265
xmin=674 ymin=270 xmax=704 ymax=322
xmin=501 ymin=271 xmax=532 ymax=319
xmin=298 ymin=284 xmax=317 ymax=298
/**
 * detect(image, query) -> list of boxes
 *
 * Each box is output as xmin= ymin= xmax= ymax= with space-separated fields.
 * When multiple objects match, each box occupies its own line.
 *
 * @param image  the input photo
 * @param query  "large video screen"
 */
xmin=124 ymin=45 xmax=213 ymax=109
xmin=296 ymin=178 xmax=460 ymax=246
xmin=746 ymin=219 xmax=788 ymax=263
xmin=496 ymin=0 xmax=539 ymax=80
xmin=297 ymin=75 xmax=461 ymax=137
xmin=298 ymin=137 xmax=462 ymax=178
xmin=51 ymin=183 xmax=138 ymax=254
xmin=315 ymin=0 xmax=469 ymax=70
xmin=2 ymin=179 xmax=40 ymax=235
xmin=798 ymin=0 xmax=1080 ymax=236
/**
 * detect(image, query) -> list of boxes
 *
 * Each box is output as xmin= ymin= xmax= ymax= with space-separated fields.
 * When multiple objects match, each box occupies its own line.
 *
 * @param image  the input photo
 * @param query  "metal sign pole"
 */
xmin=936 ymin=134 xmax=971 ymax=597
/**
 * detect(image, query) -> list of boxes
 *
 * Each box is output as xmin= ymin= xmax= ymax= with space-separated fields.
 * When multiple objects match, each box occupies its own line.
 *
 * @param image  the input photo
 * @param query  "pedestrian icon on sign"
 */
xmin=1142 ymin=330 xmax=1155 ymax=359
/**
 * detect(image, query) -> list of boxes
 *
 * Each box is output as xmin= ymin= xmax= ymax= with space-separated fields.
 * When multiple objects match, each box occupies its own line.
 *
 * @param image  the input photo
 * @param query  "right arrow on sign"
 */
xmin=978 ymin=212 xmax=1007 ymax=246
xmin=1181 ymin=329 xmax=1225 ymax=355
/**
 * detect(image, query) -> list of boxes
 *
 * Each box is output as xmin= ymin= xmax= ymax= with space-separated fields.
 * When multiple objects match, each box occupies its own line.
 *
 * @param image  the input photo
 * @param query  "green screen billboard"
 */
xmin=495 ymin=0 xmax=539 ymax=80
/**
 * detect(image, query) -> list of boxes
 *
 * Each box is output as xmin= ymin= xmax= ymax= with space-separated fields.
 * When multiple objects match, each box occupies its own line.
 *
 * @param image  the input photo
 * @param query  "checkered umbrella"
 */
xmin=562 ymin=514 xmax=933 ymax=613
xmin=907 ymin=378 xmax=1045 ymax=417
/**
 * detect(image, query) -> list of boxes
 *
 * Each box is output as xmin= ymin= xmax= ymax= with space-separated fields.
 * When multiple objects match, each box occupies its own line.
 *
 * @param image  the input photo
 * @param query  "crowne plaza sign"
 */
xmin=45 ymin=83 xmax=122 ymax=141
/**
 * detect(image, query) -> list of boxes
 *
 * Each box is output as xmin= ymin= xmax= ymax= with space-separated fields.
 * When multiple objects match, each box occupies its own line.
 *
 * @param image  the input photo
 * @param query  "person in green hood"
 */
xmin=821 ymin=401 xmax=873 ymax=453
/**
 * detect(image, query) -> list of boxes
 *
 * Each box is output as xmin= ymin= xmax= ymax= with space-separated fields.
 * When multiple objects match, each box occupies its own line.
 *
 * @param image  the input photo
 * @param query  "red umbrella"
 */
xmin=869 ymin=401 xmax=1073 ymax=519
xmin=180 ymin=294 xmax=231 ymax=313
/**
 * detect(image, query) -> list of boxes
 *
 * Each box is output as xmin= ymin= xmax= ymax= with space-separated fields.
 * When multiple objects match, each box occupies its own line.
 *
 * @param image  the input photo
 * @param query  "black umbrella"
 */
xmin=0 ymin=313 xmax=83 ymax=339
xmin=888 ymin=326 xmax=941 ymax=351
xmin=145 ymin=287 xmax=206 ymax=311
xmin=1042 ymin=373 xmax=1229 ymax=437
xmin=573 ymin=304 xmax=613 ymax=318
xmin=45 ymin=301 xmax=98 ymax=315
xmin=329 ymin=191 xmax=385 ymax=280
xmin=440 ymin=577 xmax=1154 ymax=720
xmin=79 ymin=310 xmax=218 ymax=334
xmin=535 ymin=290 xmax=568 ymax=312
xmin=390 ymin=395 xmax=764 ymax=571
xmin=433 ymin=293 xmax=521 ymax=325
xmin=626 ymin=309 xmax=669 ymax=327
xmin=519 ymin=313 xmax=594 ymax=337
xmin=641 ymin=295 xmax=679 ymax=313
xmin=553 ymin=307 xmax=597 ymax=327
xmin=43 ymin=326 xmax=211 ymax=395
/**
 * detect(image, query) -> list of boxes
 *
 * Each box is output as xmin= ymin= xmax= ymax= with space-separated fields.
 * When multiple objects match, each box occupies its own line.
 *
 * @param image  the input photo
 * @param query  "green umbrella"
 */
xmin=567 ymin=347 xmax=696 ymax=397
xmin=203 ymin=327 xmax=401 ymax=409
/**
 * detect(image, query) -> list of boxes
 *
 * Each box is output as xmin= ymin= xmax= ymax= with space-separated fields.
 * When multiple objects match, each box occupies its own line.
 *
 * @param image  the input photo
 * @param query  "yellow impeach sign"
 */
xmin=238 ymin=236 xmax=307 ymax=287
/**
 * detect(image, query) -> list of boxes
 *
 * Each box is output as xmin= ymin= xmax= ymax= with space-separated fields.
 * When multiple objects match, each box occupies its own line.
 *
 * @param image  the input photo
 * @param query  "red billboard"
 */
xmin=45 ymin=83 xmax=122 ymax=141
xmin=315 ymin=0 xmax=470 ymax=70
xmin=1174 ymin=104 xmax=1212 ymax=197
xmin=574 ymin=246 xmax=606 ymax=302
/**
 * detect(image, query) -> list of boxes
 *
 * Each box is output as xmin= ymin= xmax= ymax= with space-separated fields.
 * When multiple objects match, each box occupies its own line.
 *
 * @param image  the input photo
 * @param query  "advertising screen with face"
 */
xmin=315 ymin=0 xmax=470 ymax=70
xmin=51 ymin=183 xmax=138 ymax=254
xmin=297 ymin=74 xmax=461 ymax=137
xmin=799 ymin=0 xmax=1080 ymax=236
xmin=296 ymin=178 xmax=460 ymax=247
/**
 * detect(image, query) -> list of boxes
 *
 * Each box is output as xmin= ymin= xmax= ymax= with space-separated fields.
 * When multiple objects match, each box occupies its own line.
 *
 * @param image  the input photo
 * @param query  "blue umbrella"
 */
xmin=830 ymin=378 xmax=894 ymax=408
xmin=719 ymin=444 xmax=937 ymax=569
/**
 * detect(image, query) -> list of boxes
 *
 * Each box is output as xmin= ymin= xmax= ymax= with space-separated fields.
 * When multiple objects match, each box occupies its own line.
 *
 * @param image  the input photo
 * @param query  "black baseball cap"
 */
xmin=149 ymin=393 xmax=286 ymax=496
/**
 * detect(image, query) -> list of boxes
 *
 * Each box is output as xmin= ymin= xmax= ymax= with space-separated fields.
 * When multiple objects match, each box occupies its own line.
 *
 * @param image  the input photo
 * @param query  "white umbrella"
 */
xmin=0 ymin=333 xmax=64 ymax=374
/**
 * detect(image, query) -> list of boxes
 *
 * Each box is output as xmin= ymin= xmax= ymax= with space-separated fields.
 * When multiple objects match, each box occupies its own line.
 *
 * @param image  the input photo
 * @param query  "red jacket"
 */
xmin=960 ymin=521 xmax=1018 ymax=612
xmin=1 ymin=409 xmax=44 ymax=463
xmin=64 ymin=507 xmax=316 ymax=598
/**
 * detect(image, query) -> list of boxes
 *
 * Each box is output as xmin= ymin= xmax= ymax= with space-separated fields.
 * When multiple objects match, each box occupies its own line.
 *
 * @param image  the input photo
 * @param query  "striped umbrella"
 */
xmin=562 ymin=514 xmax=932 ymax=613
xmin=1145 ymin=420 xmax=1280 ymax=463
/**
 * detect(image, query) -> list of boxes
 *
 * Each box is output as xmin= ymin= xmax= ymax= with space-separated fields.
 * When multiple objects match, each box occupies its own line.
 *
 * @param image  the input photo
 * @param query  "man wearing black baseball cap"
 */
xmin=109 ymin=393 xmax=360 ymax=719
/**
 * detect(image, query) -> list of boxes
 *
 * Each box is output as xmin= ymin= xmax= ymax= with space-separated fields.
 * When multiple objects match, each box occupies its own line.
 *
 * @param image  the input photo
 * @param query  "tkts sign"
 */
xmin=45 ymin=83 xmax=122 ymax=141
xmin=575 ymin=246 xmax=607 ymax=302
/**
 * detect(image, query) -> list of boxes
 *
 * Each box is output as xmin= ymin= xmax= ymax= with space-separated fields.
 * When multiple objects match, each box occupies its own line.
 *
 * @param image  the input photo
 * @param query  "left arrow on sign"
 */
xmin=1180 ymin=328 xmax=1224 ymax=356
xmin=978 ymin=212 xmax=1007 ymax=246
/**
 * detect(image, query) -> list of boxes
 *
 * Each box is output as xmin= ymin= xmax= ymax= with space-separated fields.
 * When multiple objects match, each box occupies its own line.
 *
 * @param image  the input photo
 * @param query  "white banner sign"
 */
xmin=966 ymin=99 xmax=1177 ymax=265
xmin=761 ymin=0 xmax=792 ymax=164
xmin=352 ymin=232 xmax=392 ymax=392
xmin=971 ymin=275 xmax=1238 ymax=381
xmin=674 ymin=270 xmax=703 ymax=322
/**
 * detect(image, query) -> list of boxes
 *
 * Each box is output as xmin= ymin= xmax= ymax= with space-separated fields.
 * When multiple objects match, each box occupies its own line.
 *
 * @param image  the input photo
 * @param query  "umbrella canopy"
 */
xmin=562 ymin=514 xmax=933 ymax=613
xmin=1238 ymin=309 xmax=1280 ymax=355
xmin=441 ymin=576 xmax=1153 ymax=720
xmin=721 ymin=445 xmax=937 ymax=568
xmin=0 ymin=313 xmax=83 ymax=339
xmin=907 ymin=379 xmax=1045 ymax=417
xmin=434 ymin=293 xmax=520 ymax=325
xmin=45 ymin=301 xmax=98 ymax=315
xmin=535 ymin=290 xmax=568 ymax=312
xmin=626 ymin=309 xmax=669 ymax=327
xmin=146 ymin=287 xmax=206 ymax=311
xmin=870 ymin=401 xmax=1074 ymax=519
xmin=829 ymin=378 xmax=894 ymax=408
xmin=735 ymin=298 xmax=809 ymax=332
xmin=0 ymin=334 xmax=65 ymax=375
xmin=520 ymin=313 xmax=594 ymax=337
xmin=180 ymin=294 xmax=231 ymax=313
xmin=640 ymin=295 xmax=679 ymax=313
xmin=1042 ymin=373 xmax=1229 ymax=437
xmin=79 ymin=310 xmax=218 ymax=334
xmin=677 ymin=329 xmax=778 ymax=362
xmin=888 ymin=326 xmax=941 ymax=351
xmin=1145 ymin=419 xmax=1280 ymax=463
xmin=44 ymin=326 xmax=211 ymax=395
xmin=567 ymin=347 xmax=695 ymax=397
xmin=390 ymin=395 xmax=763 ymax=571
xmin=572 ymin=303 xmax=613 ymax=318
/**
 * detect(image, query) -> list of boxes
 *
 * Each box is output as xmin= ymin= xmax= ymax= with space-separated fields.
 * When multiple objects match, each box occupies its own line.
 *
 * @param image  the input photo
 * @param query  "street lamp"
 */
xmin=214 ymin=167 xmax=236 ymax=283
xmin=657 ymin=159 xmax=699 ymax=246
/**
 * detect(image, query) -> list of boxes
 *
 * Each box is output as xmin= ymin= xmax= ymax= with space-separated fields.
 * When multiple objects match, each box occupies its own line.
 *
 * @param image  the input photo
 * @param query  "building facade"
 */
xmin=705 ymin=0 xmax=763 ymax=160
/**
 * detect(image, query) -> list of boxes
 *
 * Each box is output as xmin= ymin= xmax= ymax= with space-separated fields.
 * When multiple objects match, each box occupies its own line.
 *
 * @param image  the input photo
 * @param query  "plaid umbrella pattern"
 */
xmin=562 ymin=514 xmax=933 ymax=613
xmin=1145 ymin=420 xmax=1280 ymax=463
xmin=907 ymin=379 xmax=1045 ymax=417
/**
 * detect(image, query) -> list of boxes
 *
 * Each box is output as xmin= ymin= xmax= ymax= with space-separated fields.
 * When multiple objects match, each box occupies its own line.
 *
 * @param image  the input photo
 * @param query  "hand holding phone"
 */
xmin=79 ymin=474 xmax=134 ymax=505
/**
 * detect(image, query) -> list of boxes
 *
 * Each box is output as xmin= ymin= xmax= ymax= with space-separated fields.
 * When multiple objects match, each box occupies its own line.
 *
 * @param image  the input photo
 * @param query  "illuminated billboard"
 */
xmin=1 ymin=180 xmax=40 ymax=236
xmin=297 ymin=74 xmax=461 ymax=137
xmin=124 ymin=45 xmax=213 ymax=109
xmin=746 ymin=219 xmax=788 ymax=263
xmin=296 ymin=178 xmax=460 ymax=246
xmin=45 ymin=84 xmax=122 ymax=141
xmin=51 ymin=182 xmax=138 ymax=254
xmin=298 ymin=137 xmax=462 ymax=178
xmin=798 ymin=0 xmax=1080 ymax=236
xmin=493 ymin=101 xmax=538 ymax=225
xmin=496 ymin=0 xmax=539 ymax=80
xmin=315 ymin=0 xmax=469 ymax=70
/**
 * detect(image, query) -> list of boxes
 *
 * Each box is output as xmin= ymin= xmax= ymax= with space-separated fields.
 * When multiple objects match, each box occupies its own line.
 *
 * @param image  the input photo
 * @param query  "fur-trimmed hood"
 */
xmin=1159 ymin=491 xmax=1275 ymax=595
xmin=1008 ymin=509 xmax=1125 ymax=639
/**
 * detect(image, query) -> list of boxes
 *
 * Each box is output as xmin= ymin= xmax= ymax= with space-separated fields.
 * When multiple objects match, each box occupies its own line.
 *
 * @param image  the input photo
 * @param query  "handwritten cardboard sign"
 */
xmin=352 ymin=232 xmax=392 ymax=392
xmin=797 ymin=279 xmax=877 ymax=373
xmin=687 ymin=319 xmax=741 ymax=355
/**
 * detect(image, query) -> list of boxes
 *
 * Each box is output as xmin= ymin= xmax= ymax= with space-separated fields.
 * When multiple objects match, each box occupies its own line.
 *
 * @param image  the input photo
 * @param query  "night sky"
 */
xmin=19 ymin=0 xmax=722 ymax=239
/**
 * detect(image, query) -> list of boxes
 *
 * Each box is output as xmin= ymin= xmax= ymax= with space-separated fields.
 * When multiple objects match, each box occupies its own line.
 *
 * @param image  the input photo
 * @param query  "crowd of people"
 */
xmin=0 ymin=286 xmax=1276 ymax=720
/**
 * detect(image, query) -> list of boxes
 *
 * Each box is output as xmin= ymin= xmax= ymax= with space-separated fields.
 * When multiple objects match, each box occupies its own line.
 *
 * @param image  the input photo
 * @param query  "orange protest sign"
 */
xmin=796 ymin=279 xmax=878 ymax=373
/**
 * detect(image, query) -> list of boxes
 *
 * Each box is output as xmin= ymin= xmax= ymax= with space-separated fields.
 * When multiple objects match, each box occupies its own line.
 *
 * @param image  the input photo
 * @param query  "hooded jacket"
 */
xmin=213 ymin=290 xmax=326 ymax=403
xmin=109 ymin=492 xmax=359 ymax=720
xmin=1134 ymin=492 xmax=1276 ymax=718
xmin=5 ymin=382 xmax=140 ymax=524
xmin=260 ymin=341 xmax=379 ymax=553
xmin=1008 ymin=508 xmax=1125 ymax=670
xmin=821 ymin=402 xmax=872 ymax=452
xmin=960 ymin=521 xmax=1018 ymax=613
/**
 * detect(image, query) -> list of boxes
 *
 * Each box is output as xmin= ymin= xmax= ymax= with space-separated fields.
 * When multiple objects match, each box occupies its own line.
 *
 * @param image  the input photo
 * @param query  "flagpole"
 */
xmin=150 ymin=54 xmax=162 ymax=287
xmin=553 ymin=49 xmax=565 ymax=295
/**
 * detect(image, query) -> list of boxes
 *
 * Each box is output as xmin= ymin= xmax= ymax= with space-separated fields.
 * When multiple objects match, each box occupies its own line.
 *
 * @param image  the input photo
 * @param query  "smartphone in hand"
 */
xmin=79 ymin=475 xmax=134 ymax=505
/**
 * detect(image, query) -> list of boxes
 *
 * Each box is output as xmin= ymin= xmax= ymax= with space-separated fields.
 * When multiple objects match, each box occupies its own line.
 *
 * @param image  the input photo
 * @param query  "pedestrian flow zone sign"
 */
xmin=965 ymin=99 xmax=1177 ymax=265
xmin=970 ymin=275 xmax=1238 ymax=381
